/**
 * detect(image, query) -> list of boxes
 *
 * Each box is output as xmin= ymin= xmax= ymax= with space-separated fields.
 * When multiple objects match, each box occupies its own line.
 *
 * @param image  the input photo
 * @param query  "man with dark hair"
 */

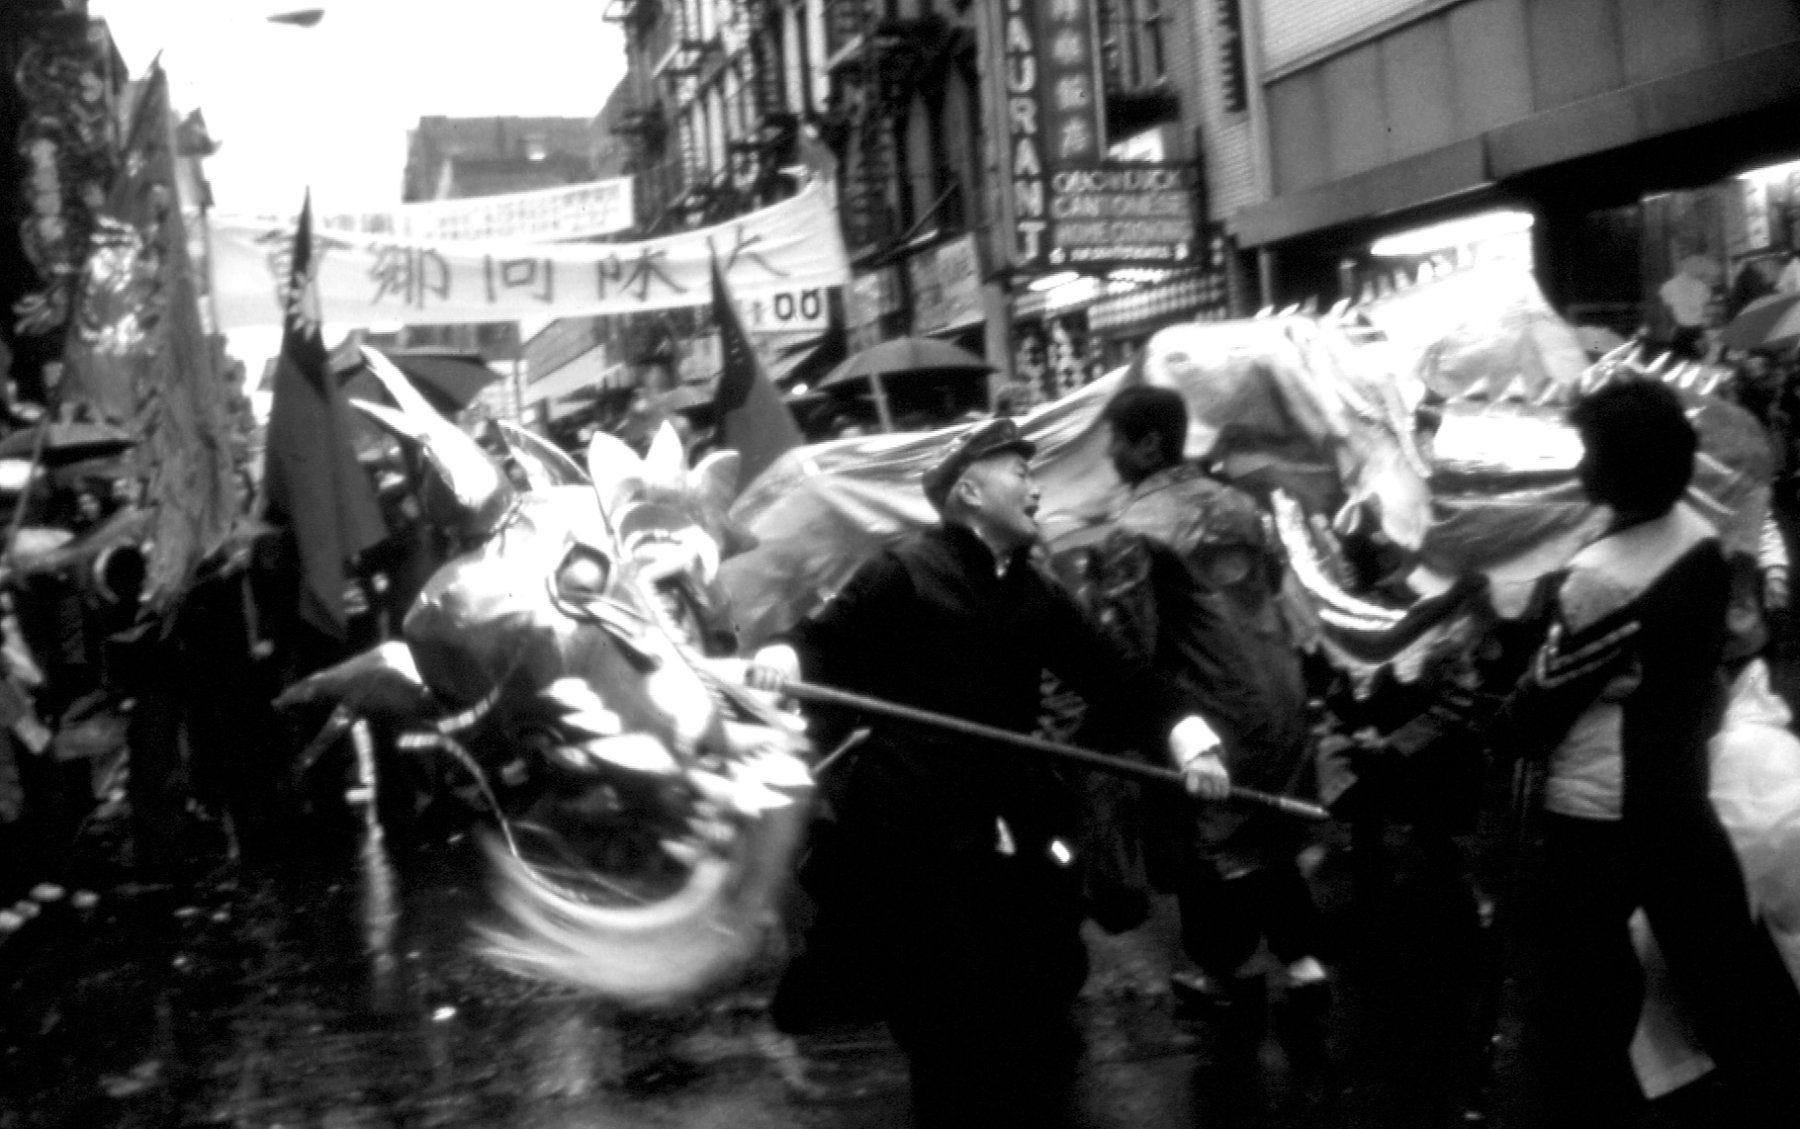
xmin=748 ymin=417 xmax=1230 ymax=1129
xmin=1099 ymin=384 xmax=1328 ymax=1031
xmin=1495 ymin=378 xmax=1800 ymax=1126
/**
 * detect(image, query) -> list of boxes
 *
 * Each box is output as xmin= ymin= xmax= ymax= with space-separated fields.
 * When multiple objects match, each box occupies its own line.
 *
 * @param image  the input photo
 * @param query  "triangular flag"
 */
xmin=262 ymin=193 xmax=388 ymax=642
xmin=709 ymin=254 xmax=802 ymax=487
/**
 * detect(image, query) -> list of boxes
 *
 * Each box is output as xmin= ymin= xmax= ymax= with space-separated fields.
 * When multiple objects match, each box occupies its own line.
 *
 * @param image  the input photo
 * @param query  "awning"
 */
xmin=1014 ymin=289 xmax=1047 ymax=321
xmin=1087 ymin=270 xmax=1228 ymax=334
xmin=524 ymin=343 xmax=635 ymax=416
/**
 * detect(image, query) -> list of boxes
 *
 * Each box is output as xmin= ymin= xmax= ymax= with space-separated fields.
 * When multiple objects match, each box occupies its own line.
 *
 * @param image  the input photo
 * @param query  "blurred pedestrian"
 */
xmin=748 ymin=417 xmax=1230 ymax=1129
xmin=1492 ymin=379 xmax=1800 ymax=1127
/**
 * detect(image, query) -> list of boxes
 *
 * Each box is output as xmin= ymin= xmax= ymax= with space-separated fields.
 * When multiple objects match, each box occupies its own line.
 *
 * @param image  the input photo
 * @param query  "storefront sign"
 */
xmin=1038 ymin=0 xmax=1104 ymax=168
xmin=847 ymin=266 xmax=903 ymax=330
xmin=1002 ymin=0 xmax=1049 ymax=268
xmin=1087 ymin=224 xmax=1234 ymax=334
xmin=209 ymin=182 xmax=849 ymax=330
xmin=908 ymin=234 xmax=985 ymax=335
xmin=1047 ymin=163 xmax=1199 ymax=267
xmin=738 ymin=286 xmax=833 ymax=333
xmin=1216 ymin=0 xmax=1249 ymax=114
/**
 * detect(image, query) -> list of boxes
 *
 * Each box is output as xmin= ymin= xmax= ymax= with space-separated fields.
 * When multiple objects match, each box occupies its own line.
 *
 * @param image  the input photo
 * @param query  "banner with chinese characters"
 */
xmin=208 ymin=183 xmax=849 ymax=330
xmin=222 ymin=177 xmax=636 ymax=244
xmin=998 ymin=0 xmax=1106 ymax=271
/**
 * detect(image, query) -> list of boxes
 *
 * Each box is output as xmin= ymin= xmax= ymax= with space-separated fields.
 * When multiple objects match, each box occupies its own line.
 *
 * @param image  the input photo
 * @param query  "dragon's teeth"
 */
xmin=562 ymin=706 xmax=623 ymax=737
xmin=543 ymin=678 xmax=607 ymax=712
xmin=576 ymin=734 xmax=680 ymax=775
xmin=659 ymin=837 xmax=705 ymax=865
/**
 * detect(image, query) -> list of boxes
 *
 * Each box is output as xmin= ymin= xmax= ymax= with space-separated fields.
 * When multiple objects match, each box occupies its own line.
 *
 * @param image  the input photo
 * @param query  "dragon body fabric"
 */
xmin=721 ymin=266 xmax=1774 ymax=696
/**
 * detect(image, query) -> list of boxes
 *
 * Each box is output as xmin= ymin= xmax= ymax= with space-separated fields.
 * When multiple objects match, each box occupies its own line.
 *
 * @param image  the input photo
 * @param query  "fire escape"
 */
xmin=727 ymin=0 xmax=799 ymax=205
xmin=605 ymin=0 xmax=678 ymax=231
xmin=820 ymin=0 xmax=949 ymax=262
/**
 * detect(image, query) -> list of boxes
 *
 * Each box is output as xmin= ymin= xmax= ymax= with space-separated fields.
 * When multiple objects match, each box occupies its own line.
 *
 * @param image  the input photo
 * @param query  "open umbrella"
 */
xmin=1720 ymin=292 xmax=1800 ymax=353
xmin=336 ymin=348 xmax=506 ymax=417
xmin=820 ymin=337 xmax=995 ymax=432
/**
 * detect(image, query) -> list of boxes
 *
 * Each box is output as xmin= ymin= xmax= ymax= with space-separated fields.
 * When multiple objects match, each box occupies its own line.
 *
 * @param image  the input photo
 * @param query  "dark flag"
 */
xmin=710 ymin=255 xmax=802 ymax=485
xmin=262 ymin=195 xmax=386 ymax=641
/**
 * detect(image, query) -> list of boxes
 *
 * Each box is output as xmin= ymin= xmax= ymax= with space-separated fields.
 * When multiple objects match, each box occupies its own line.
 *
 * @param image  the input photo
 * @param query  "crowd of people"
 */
xmin=0 ymin=406 xmax=458 ymax=913
xmin=746 ymin=371 xmax=1800 ymax=1128
xmin=6 ymin=322 xmax=1800 ymax=1127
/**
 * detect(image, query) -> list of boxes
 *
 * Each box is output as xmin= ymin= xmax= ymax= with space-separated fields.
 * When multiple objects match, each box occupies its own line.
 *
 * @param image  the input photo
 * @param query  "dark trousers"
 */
xmin=1175 ymin=853 xmax=1322 ymax=977
xmin=787 ymin=824 xmax=1088 ymax=1129
xmin=1538 ymin=812 xmax=1800 ymax=1128
xmin=888 ymin=996 xmax=1080 ymax=1129
xmin=123 ymin=660 xmax=188 ymax=878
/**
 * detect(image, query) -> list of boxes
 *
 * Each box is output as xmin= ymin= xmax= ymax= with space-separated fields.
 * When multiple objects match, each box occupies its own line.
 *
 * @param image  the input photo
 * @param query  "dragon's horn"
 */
xmin=355 ymin=347 xmax=515 ymax=537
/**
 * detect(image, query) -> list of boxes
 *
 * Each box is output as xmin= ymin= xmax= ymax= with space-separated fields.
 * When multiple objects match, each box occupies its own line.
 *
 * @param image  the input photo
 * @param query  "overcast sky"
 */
xmin=89 ymin=1 xmax=626 ymax=374
xmin=91 ymin=1 xmax=626 ymax=216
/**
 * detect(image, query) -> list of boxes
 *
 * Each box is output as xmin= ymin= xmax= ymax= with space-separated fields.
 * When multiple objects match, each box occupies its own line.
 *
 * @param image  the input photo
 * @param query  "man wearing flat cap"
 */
xmin=749 ymin=416 xmax=1230 ymax=1129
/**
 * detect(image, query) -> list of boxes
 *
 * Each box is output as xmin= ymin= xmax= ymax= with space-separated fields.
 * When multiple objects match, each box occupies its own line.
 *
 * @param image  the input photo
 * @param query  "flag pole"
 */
xmin=772 ymin=676 xmax=1332 ymax=821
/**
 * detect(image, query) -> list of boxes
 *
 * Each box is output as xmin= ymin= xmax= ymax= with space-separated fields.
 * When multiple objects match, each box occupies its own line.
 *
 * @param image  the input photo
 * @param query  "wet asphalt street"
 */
xmin=0 ymin=775 xmax=1575 ymax=1129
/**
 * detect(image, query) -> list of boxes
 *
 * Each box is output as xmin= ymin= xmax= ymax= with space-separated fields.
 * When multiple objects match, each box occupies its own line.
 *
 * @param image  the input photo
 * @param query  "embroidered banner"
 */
xmin=208 ymin=184 xmax=849 ymax=330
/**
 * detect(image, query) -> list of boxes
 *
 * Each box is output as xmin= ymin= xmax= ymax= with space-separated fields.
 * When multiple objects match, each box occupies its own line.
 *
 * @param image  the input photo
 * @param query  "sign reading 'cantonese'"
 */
xmin=1047 ymin=163 xmax=1199 ymax=267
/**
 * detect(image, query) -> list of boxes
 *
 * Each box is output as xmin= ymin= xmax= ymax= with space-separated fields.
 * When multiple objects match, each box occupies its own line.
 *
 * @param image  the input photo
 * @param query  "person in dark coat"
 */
xmin=747 ymin=417 xmax=1230 ymax=1129
xmin=1493 ymin=379 xmax=1800 ymax=1127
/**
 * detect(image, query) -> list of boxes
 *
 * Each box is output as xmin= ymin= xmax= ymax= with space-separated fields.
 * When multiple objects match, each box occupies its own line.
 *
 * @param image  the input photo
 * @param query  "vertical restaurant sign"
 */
xmin=1002 ymin=0 xmax=1104 ymax=271
xmin=1217 ymin=0 xmax=1250 ymax=115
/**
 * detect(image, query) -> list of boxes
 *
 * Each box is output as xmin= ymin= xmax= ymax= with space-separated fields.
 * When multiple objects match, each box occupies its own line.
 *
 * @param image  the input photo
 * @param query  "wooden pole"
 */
xmin=776 ymin=676 xmax=1331 ymax=822
xmin=869 ymin=371 xmax=895 ymax=433
xmin=1 ymin=418 xmax=52 ymax=569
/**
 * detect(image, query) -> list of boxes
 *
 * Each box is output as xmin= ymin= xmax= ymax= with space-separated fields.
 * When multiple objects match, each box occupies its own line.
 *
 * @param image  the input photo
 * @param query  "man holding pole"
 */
xmin=746 ymin=417 xmax=1232 ymax=1129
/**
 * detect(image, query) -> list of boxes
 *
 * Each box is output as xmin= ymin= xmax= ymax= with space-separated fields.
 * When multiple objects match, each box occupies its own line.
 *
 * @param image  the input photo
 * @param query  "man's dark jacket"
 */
xmin=784 ymin=522 xmax=1196 ymax=859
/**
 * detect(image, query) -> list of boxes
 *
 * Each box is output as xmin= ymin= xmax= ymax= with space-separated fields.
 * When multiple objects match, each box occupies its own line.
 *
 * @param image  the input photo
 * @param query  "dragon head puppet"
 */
xmin=278 ymin=347 xmax=810 ymax=1007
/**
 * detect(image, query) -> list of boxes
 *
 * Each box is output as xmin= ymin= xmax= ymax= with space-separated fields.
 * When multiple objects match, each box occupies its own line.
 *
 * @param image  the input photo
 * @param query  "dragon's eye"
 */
xmin=556 ymin=546 xmax=611 ymax=600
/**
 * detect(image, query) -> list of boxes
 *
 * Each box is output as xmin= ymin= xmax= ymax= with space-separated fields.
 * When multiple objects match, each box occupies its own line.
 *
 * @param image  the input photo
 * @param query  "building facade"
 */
xmin=398 ymin=114 xmax=613 ymax=423
xmin=588 ymin=0 xmax=1275 ymax=422
xmin=1234 ymin=0 xmax=1800 ymax=342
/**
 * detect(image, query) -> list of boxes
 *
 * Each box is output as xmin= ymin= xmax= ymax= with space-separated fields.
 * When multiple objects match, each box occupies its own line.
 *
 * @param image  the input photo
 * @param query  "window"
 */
xmin=940 ymin=73 xmax=977 ymax=230
xmin=1100 ymin=0 xmax=1168 ymax=90
xmin=903 ymin=95 xmax=936 ymax=235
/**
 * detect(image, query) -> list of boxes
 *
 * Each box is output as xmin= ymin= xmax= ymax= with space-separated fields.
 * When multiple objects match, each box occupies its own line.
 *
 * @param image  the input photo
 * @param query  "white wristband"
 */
xmin=1170 ymin=714 xmax=1223 ymax=769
